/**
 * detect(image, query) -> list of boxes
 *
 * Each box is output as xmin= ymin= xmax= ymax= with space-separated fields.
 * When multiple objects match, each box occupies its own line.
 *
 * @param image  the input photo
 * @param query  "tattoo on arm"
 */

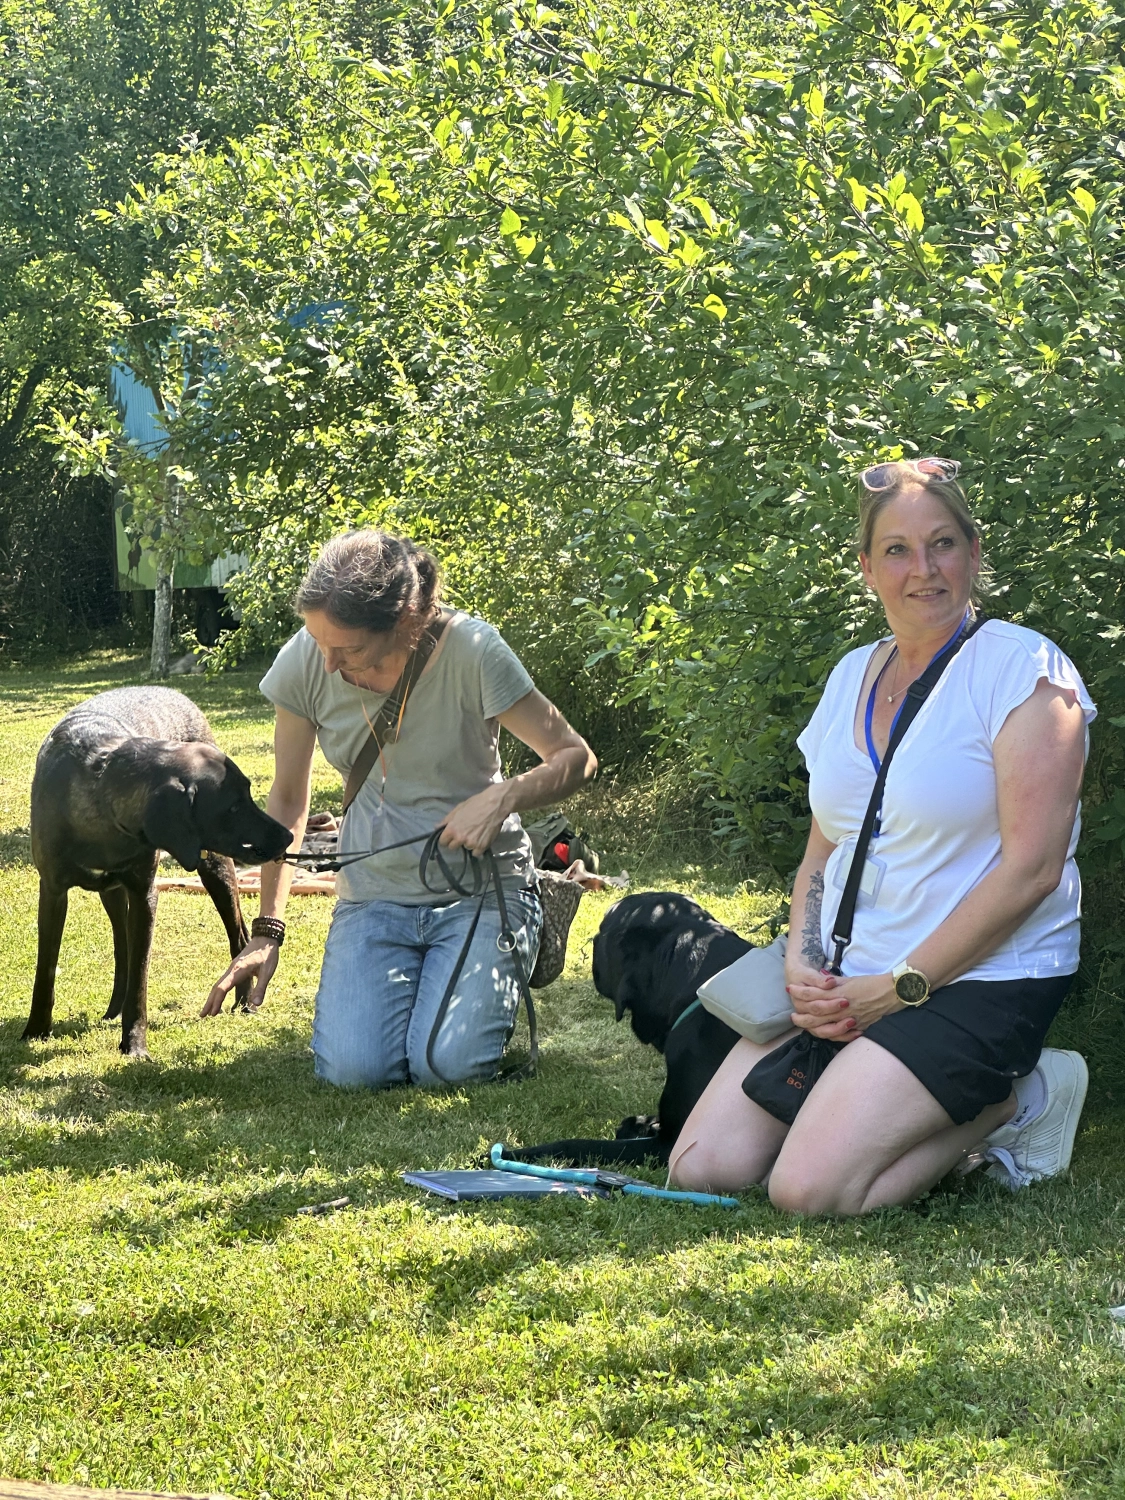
xmin=801 ymin=870 xmax=827 ymax=969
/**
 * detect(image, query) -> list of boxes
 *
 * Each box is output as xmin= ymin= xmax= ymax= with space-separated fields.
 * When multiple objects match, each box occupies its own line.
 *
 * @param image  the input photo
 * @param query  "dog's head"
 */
xmin=142 ymin=744 xmax=293 ymax=871
xmin=592 ymin=892 xmax=715 ymax=1052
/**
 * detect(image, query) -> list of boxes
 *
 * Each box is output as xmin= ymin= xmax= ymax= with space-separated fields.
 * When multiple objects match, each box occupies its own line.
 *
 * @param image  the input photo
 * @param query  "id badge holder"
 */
xmin=833 ymin=837 xmax=887 ymax=908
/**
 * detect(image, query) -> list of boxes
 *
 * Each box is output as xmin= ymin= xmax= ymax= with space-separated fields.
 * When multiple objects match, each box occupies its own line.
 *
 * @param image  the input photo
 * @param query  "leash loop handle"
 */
xmin=420 ymin=845 xmax=538 ymax=1085
xmin=418 ymin=828 xmax=484 ymax=899
xmin=488 ymin=850 xmax=539 ymax=1081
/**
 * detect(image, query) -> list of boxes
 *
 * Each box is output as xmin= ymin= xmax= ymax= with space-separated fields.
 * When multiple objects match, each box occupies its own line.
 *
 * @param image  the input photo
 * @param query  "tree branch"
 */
xmin=515 ymin=36 xmax=703 ymax=102
xmin=0 ymin=363 xmax=49 ymax=452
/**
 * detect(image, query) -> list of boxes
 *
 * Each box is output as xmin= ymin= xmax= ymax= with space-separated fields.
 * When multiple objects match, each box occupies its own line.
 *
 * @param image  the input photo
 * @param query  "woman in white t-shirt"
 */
xmin=202 ymin=529 xmax=597 ymax=1088
xmin=669 ymin=459 xmax=1093 ymax=1213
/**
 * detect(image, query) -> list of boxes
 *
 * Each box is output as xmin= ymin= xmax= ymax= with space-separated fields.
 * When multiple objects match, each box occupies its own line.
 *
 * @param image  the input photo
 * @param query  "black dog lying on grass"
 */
xmin=513 ymin=892 xmax=751 ymax=1166
xmin=24 ymin=686 xmax=292 ymax=1057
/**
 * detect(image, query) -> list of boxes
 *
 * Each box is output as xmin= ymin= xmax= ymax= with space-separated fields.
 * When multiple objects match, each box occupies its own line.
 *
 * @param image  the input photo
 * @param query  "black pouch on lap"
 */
xmin=742 ymin=1033 xmax=841 ymax=1126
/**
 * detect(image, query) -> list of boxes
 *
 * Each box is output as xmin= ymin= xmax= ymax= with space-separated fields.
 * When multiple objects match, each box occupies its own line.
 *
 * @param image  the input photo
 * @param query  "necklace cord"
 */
xmin=884 ymin=648 xmax=910 ymax=704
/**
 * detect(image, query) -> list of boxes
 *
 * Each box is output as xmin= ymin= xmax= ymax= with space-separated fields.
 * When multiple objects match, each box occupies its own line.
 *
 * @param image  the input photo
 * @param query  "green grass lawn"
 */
xmin=0 ymin=653 xmax=1123 ymax=1498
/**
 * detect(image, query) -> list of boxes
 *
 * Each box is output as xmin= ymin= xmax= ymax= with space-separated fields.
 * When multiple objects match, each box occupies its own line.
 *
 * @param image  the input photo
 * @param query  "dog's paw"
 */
xmin=118 ymin=1030 xmax=151 ymax=1059
xmin=615 ymin=1114 xmax=661 ymax=1140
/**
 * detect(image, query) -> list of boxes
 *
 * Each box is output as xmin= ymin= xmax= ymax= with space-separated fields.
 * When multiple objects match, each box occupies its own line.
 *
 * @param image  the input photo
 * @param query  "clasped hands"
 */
xmin=785 ymin=963 xmax=902 ymax=1042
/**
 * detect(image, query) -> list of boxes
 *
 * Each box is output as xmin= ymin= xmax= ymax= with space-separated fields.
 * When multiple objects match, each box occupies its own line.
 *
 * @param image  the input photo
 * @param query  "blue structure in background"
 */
xmin=288 ymin=299 xmax=348 ymax=330
xmin=109 ymin=302 xmax=342 ymax=593
xmin=109 ymin=363 xmax=170 ymax=455
xmin=108 ymin=359 xmax=243 ymax=593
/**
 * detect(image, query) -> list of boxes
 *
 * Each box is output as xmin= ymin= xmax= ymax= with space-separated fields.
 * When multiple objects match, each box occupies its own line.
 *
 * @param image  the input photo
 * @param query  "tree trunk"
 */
xmin=150 ymin=563 xmax=173 ymax=677
xmin=150 ymin=454 xmax=181 ymax=679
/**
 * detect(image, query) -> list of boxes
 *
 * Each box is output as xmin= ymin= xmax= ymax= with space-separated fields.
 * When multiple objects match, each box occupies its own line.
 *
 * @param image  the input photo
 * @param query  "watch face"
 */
xmin=895 ymin=970 xmax=929 ymax=1004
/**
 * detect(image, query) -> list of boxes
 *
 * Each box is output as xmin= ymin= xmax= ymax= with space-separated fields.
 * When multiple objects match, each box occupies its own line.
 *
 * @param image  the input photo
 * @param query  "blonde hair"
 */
xmin=857 ymin=461 xmax=988 ymax=604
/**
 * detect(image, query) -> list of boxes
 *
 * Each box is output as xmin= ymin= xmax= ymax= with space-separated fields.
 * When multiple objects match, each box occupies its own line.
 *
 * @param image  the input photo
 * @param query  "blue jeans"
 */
xmin=311 ymin=886 xmax=542 ymax=1088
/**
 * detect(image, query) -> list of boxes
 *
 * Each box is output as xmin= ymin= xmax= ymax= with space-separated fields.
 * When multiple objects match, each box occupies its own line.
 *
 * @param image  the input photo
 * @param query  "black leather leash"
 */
xmin=827 ymin=615 xmax=986 ymax=975
xmin=286 ymin=828 xmax=456 ymax=875
xmin=422 ymin=845 xmax=538 ymax=1084
xmin=285 ymin=830 xmax=538 ymax=1082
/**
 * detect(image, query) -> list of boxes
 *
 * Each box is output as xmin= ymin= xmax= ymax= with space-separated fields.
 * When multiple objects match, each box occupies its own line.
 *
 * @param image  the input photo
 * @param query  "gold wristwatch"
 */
xmin=892 ymin=962 xmax=931 ymax=1007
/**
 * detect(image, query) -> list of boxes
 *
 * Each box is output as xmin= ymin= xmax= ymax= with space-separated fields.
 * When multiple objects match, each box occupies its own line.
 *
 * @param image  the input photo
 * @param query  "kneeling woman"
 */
xmin=671 ymin=459 xmax=1093 ymax=1213
xmin=204 ymin=530 xmax=596 ymax=1087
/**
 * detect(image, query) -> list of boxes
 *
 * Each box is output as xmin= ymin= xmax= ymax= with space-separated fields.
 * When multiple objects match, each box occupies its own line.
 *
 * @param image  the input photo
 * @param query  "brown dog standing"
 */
xmin=24 ymin=686 xmax=292 ymax=1056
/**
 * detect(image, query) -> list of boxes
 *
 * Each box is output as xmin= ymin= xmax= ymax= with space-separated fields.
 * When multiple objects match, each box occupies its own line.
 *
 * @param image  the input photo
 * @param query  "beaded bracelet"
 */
xmin=251 ymin=915 xmax=286 ymax=947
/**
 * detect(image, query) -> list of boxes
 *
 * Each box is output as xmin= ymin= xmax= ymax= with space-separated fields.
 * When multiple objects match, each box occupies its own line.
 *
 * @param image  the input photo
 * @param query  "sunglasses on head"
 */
xmin=860 ymin=457 xmax=962 ymax=491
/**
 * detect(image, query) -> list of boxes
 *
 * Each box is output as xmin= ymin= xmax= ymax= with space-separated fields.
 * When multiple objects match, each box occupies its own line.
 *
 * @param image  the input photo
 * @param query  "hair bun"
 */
xmin=295 ymin=530 xmax=442 ymax=634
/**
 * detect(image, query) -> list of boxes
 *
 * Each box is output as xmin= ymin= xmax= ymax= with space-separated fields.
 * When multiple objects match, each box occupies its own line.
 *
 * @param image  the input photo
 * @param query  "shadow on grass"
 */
xmin=1048 ymin=993 xmax=1125 ymax=1118
xmin=4 ymin=1035 xmax=1123 ymax=1483
xmin=0 ymin=1011 xmax=652 ymax=1167
xmin=581 ymin=1312 xmax=1076 ymax=1446
xmin=0 ymin=827 xmax=32 ymax=867
xmin=0 ymin=656 xmax=274 ymax=717
xmin=72 ymin=1297 xmax=231 ymax=1351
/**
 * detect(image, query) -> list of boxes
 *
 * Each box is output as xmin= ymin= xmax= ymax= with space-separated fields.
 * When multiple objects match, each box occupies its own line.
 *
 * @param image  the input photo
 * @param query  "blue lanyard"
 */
xmin=865 ymin=664 xmax=906 ymax=774
xmin=864 ymin=612 xmax=970 ymax=774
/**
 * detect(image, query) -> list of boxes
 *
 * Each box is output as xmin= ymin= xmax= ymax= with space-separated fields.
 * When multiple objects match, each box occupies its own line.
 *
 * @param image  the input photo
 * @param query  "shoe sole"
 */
xmin=1030 ymin=1048 xmax=1089 ymax=1181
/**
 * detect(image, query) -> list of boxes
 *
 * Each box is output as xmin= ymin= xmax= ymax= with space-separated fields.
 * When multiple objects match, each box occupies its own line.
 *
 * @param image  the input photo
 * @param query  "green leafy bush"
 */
xmin=113 ymin=0 xmax=1125 ymax=878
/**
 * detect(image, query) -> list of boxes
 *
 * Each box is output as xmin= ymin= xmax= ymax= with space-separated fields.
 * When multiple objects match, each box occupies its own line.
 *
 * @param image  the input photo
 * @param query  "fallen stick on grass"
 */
xmin=0 ymin=1481 xmax=233 ymax=1500
xmin=154 ymin=868 xmax=336 ymax=896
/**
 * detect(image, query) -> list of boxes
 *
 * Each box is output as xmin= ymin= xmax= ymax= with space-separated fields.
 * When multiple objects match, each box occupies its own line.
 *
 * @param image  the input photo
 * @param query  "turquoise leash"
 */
xmin=490 ymin=1144 xmax=738 ymax=1209
xmin=666 ymin=997 xmax=702 ymax=1037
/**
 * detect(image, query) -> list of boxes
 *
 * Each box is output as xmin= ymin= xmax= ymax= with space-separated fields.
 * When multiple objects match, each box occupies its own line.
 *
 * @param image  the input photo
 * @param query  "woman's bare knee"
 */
xmin=667 ymin=1136 xmax=695 ymax=1189
xmin=668 ymin=1136 xmax=715 ymax=1192
xmin=669 ymin=1133 xmax=780 ymax=1194
xmin=768 ymin=1160 xmax=864 ymax=1217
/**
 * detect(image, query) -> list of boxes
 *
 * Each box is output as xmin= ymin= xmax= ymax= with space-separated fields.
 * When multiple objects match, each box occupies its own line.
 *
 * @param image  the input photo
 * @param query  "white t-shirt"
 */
xmin=797 ymin=620 xmax=1096 ymax=982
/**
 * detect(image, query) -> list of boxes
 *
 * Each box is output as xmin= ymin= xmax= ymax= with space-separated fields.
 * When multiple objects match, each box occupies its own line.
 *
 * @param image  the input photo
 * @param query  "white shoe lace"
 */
xmin=977 ymin=1144 xmax=1034 ymax=1190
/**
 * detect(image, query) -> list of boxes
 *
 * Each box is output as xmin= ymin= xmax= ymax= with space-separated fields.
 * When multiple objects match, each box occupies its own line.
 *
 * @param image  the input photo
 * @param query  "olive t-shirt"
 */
xmin=259 ymin=612 xmax=536 ymax=903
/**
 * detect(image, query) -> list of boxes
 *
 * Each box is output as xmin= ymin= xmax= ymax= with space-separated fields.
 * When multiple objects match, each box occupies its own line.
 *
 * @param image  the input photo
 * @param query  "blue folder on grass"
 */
xmin=402 ymin=1170 xmax=605 ymax=1202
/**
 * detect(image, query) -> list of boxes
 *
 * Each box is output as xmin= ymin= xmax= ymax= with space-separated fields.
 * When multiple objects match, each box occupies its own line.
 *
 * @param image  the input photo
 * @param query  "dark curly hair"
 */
xmin=295 ymin=530 xmax=441 ymax=635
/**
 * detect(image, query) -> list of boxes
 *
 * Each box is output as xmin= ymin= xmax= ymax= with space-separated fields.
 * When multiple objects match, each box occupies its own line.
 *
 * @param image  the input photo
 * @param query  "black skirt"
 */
xmin=743 ymin=973 xmax=1075 ymax=1127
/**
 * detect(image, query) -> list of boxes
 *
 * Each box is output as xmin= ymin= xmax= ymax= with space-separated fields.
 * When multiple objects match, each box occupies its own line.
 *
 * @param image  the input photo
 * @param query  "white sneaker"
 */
xmin=976 ymin=1049 xmax=1088 ymax=1190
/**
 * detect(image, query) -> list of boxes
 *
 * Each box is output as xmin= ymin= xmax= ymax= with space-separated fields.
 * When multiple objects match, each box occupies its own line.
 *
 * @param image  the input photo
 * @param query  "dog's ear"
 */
xmin=593 ymin=937 xmax=632 ymax=1022
xmin=142 ymin=779 xmax=202 ymax=870
xmin=614 ymin=973 xmax=645 ymax=1025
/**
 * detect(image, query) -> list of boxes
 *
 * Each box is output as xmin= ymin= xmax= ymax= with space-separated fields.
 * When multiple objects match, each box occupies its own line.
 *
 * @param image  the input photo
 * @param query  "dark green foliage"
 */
xmin=0 ymin=439 xmax=120 ymax=653
xmin=0 ymin=0 xmax=333 ymax=658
